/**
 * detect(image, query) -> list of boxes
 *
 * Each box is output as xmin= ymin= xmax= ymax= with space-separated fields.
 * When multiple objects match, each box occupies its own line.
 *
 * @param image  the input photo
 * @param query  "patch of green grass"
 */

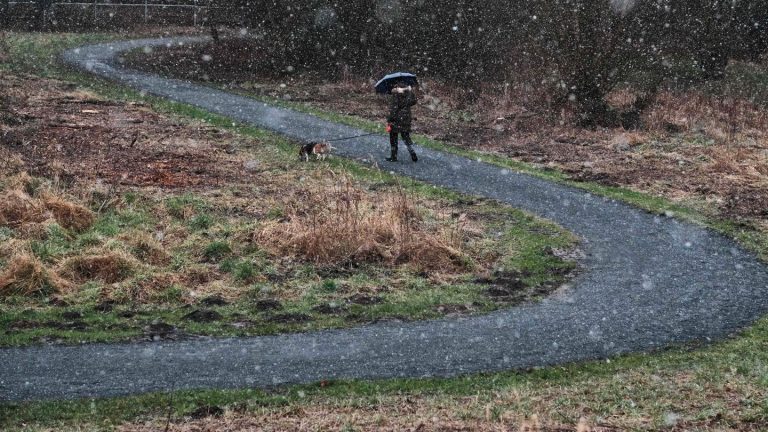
xmin=29 ymin=224 xmax=72 ymax=263
xmin=1 ymin=32 xmax=115 ymax=77
xmin=232 ymin=259 xmax=256 ymax=282
xmin=202 ymin=241 xmax=232 ymax=262
xmin=320 ymin=279 xmax=337 ymax=292
xmin=91 ymin=207 xmax=153 ymax=237
xmin=0 ymin=226 xmax=14 ymax=241
xmin=0 ymin=306 xmax=143 ymax=347
xmin=152 ymin=284 xmax=184 ymax=303
xmin=165 ymin=194 xmax=209 ymax=220
xmin=188 ymin=212 xmax=214 ymax=231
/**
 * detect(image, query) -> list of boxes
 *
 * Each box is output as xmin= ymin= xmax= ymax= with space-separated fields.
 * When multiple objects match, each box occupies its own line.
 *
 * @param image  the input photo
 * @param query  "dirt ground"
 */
xmin=0 ymin=73 xmax=257 ymax=190
xmin=126 ymin=40 xmax=768 ymax=226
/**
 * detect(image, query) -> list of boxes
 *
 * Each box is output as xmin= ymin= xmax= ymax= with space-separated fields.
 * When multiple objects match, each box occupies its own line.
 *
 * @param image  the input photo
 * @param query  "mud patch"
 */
xmin=7 ymin=319 xmax=43 ymax=330
xmin=312 ymin=302 xmax=347 ymax=314
xmin=347 ymin=293 xmax=383 ymax=305
xmin=145 ymin=322 xmax=175 ymax=336
xmin=254 ymin=299 xmax=282 ymax=311
xmin=183 ymin=309 xmax=222 ymax=323
xmin=61 ymin=311 xmax=82 ymax=320
xmin=478 ymin=270 xmax=531 ymax=302
xmin=188 ymin=405 xmax=224 ymax=419
xmin=199 ymin=295 xmax=228 ymax=307
xmin=267 ymin=313 xmax=311 ymax=324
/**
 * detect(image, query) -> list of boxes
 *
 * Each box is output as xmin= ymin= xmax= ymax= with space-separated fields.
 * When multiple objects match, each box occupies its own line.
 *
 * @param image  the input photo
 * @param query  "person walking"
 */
xmin=386 ymin=82 xmax=418 ymax=162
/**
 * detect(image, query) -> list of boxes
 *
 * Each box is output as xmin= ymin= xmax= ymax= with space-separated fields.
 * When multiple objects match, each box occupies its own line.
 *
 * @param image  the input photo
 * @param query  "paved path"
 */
xmin=2 ymin=37 xmax=768 ymax=402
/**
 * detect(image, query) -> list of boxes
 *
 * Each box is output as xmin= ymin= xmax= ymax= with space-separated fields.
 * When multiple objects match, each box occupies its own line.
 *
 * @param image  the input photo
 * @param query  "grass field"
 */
xmin=0 ymin=32 xmax=578 ymax=347
xmin=1 ymin=32 xmax=767 ymax=431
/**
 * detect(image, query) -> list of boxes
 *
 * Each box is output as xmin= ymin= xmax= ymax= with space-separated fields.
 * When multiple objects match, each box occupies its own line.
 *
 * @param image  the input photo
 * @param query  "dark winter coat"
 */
xmin=387 ymin=89 xmax=417 ymax=133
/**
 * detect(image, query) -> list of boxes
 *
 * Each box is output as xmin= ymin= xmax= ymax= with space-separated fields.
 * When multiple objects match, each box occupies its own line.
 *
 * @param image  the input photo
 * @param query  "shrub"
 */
xmin=256 ymin=177 xmax=469 ymax=273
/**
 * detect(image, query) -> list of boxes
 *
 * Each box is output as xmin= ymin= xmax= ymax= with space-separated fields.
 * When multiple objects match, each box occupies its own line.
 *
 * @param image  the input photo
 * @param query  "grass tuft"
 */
xmin=121 ymin=232 xmax=171 ymax=266
xmin=61 ymin=251 xmax=136 ymax=284
xmin=0 ymin=254 xmax=69 ymax=297
xmin=202 ymin=241 xmax=231 ymax=263
xmin=0 ymin=189 xmax=47 ymax=229
xmin=257 ymin=176 xmax=468 ymax=273
xmin=40 ymin=192 xmax=95 ymax=232
xmin=0 ymin=177 xmax=94 ymax=234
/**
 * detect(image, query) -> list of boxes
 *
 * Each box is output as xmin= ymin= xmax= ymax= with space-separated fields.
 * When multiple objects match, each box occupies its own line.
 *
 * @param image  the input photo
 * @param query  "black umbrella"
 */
xmin=374 ymin=72 xmax=418 ymax=94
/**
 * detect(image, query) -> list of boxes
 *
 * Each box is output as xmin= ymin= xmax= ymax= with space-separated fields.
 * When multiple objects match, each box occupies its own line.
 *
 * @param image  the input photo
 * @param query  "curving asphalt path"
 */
xmin=1 ymin=37 xmax=768 ymax=402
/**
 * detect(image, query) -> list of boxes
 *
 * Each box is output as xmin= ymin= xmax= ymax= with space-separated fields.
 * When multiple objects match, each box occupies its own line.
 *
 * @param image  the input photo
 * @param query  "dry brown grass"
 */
xmin=0 ymin=254 xmax=70 ymax=297
xmin=256 ymin=177 xmax=469 ymax=273
xmin=115 ymin=272 xmax=181 ymax=304
xmin=118 ymin=408 xmax=609 ymax=432
xmin=121 ymin=232 xmax=171 ymax=266
xmin=0 ymin=175 xmax=95 ymax=234
xmin=0 ymin=189 xmax=47 ymax=228
xmin=60 ymin=251 xmax=136 ymax=284
xmin=40 ymin=192 xmax=95 ymax=232
xmin=644 ymin=91 xmax=768 ymax=146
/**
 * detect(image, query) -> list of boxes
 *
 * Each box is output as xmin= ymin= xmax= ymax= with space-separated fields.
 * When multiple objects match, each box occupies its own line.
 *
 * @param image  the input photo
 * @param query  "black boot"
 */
xmin=385 ymin=148 xmax=398 ymax=162
xmin=409 ymin=149 xmax=418 ymax=162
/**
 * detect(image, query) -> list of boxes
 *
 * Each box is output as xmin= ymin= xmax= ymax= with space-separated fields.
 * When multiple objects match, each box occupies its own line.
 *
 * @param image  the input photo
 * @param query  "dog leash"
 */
xmin=324 ymin=132 xmax=379 ymax=142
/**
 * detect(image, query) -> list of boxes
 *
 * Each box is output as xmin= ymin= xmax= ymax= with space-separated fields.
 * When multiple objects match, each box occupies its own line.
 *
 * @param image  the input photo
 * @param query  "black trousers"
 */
xmin=389 ymin=131 xmax=416 ymax=156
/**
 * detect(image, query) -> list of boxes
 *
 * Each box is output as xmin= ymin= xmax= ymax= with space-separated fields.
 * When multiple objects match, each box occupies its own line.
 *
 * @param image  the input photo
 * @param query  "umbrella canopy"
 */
xmin=375 ymin=72 xmax=419 ymax=94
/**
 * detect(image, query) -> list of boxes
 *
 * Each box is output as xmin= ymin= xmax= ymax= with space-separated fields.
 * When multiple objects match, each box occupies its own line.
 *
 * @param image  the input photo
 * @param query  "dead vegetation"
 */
xmin=40 ymin=192 xmax=95 ymax=231
xmin=61 ymin=251 xmax=136 ymax=284
xmin=0 ymin=189 xmax=48 ymax=228
xmin=0 ymin=73 xmax=259 ymax=190
xmin=0 ymin=174 xmax=95 ymax=233
xmin=0 ymin=174 xmax=111 ymax=297
xmin=256 ymin=176 xmax=471 ymax=273
xmin=115 ymin=363 xmax=767 ymax=432
xmin=120 ymin=412 xmax=608 ymax=432
xmin=121 ymin=232 xmax=171 ymax=266
xmin=0 ymin=254 xmax=70 ymax=297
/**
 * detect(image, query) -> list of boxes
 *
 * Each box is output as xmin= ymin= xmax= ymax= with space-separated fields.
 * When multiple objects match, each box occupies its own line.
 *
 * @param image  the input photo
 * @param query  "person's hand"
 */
xmin=386 ymin=123 xmax=392 ymax=132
